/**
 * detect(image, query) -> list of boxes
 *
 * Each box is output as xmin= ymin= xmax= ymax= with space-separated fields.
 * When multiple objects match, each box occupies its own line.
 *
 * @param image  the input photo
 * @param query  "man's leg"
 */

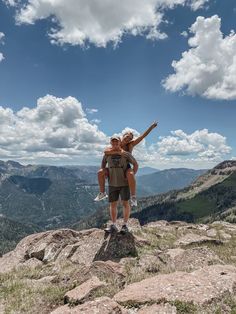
xmin=105 ymin=187 xmax=119 ymax=233
xmin=110 ymin=201 xmax=118 ymax=224
xmin=119 ymin=185 xmax=131 ymax=233
xmin=122 ymin=200 xmax=131 ymax=224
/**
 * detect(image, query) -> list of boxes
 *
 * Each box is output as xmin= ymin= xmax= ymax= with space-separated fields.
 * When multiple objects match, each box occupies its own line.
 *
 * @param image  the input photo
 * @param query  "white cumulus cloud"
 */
xmin=6 ymin=0 xmax=208 ymax=47
xmin=0 ymin=95 xmax=231 ymax=168
xmin=0 ymin=95 xmax=108 ymax=164
xmin=163 ymin=15 xmax=236 ymax=100
xmin=154 ymin=129 xmax=231 ymax=159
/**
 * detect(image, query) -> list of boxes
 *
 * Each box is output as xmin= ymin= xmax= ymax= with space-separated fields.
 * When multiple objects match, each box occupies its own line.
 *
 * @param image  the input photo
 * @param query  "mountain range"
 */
xmin=6 ymin=159 xmax=236 ymax=256
xmin=137 ymin=168 xmax=206 ymax=196
xmin=134 ymin=160 xmax=236 ymax=225
xmin=75 ymin=160 xmax=236 ymax=231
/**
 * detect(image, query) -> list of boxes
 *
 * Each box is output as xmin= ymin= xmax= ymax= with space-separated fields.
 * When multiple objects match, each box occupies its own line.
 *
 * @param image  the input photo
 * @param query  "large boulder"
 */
xmin=0 ymin=228 xmax=105 ymax=273
xmin=0 ymin=225 xmax=139 ymax=273
xmin=25 ymin=229 xmax=81 ymax=262
xmin=114 ymin=264 xmax=236 ymax=306
xmin=162 ymin=246 xmax=223 ymax=272
xmin=93 ymin=231 xmax=138 ymax=262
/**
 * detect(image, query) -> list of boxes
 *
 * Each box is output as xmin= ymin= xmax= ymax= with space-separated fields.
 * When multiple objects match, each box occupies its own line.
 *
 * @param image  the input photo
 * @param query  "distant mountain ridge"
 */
xmin=137 ymin=168 xmax=206 ymax=196
xmin=0 ymin=160 xmax=101 ymax=232
xmin=74 ymin=160 xmax=236 ymax=231
xmin=133 ymin=160 xmax=236 ymax=225
xmin=136 ymin=166 xmax=159 ymax=176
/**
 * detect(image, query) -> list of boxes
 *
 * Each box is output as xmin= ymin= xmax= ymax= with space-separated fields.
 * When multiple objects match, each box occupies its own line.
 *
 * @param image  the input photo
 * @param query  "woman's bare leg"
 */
xmin=126 ymin=168 xmax=136 ymax=196
xmin=97 ymin=168 xmax=106 ymax=193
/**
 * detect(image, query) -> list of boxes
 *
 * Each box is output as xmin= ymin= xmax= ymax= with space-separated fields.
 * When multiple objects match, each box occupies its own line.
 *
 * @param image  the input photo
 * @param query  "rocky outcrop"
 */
xmin=0 ymin=225 xmax=137 ymax=273
xmin=1 ymin=218 xmax=236 ymax=314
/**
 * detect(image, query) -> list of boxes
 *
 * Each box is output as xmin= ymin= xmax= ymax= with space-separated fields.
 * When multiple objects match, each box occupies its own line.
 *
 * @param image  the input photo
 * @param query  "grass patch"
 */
xmin=204 ymin=235 xmax=236 ymax=266
xmin=170 ymin=300 xmax=198 ymax=314
xmin=0 ymin=263 xmax=82 ymax=314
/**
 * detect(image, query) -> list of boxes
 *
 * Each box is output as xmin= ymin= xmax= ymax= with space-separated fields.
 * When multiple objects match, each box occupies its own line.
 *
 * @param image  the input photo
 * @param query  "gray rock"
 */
xmin=69 ymin=229 xmax=105 ymax=265
xmin=93 ymin=231 xmax=138 ymax=262
xmin=114 ymin=264 xmax=236 ymax=306
xmin=64 ymin=276 xmax=106 ymax=304
xmin=206 ymin=229 xmax=217 ymax=237
xmin=87 ymin=260 xmax=125 ymax=281
xmin=174 ymin=233 xmax=223 ymax=246
xmin=51 ymin=296 xmax=128 ymax=314
xmin=163 ymin=246 xmax=223 ymax=272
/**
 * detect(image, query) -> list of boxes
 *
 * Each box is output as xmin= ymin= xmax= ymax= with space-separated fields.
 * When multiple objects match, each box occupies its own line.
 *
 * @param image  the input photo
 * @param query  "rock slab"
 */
xmin=64 ymin=276 xmax=106 ymax=304
xmin=114 ymin=264 xmax=236 ymax=306
xmin=51 ymin=296 xmax=128 ymax=314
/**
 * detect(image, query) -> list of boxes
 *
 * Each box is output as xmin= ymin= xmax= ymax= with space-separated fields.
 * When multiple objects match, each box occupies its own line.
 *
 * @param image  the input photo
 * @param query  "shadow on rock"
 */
xmin=93 ymin=231 xmax=138 ymax=262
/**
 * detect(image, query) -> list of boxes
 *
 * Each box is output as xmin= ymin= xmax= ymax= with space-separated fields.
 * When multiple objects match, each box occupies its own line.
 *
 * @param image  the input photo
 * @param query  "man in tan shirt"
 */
xmin=101 ymin=135 xmax=138 ymax=233
xmin=95 ymin=122 xmax=158 ymax=206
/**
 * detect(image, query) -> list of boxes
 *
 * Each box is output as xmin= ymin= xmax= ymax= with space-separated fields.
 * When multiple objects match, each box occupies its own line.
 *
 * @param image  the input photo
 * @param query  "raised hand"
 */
xmin=151 ymin=121 xmax=158 ymax=129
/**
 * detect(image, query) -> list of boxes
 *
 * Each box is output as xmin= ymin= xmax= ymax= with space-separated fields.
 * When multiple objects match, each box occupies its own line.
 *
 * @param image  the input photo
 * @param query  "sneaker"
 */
xmin=130 ymin=195 xmax=138 ymax=207
xmin=94 ymin=192 xmax=108 ymax=202
xmin=120 ymin=224 xmax=129 ymax=234
xmin=104 ymin=224 xmax=118 ymax=233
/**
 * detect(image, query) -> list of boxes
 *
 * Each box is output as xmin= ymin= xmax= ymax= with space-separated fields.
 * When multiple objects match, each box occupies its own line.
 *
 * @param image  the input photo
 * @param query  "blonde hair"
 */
xmin=123 ymin=131 xmax=134 ymax=139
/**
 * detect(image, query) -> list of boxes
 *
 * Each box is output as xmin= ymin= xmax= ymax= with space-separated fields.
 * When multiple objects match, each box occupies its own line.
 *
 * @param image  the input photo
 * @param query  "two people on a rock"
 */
xmin=94 ymin=122 xmax=158 ymax=233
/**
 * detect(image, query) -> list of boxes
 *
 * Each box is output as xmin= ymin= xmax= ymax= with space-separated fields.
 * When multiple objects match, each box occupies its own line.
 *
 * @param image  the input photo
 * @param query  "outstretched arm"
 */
xmin=131 ymin=121 xmax=158 ymax=147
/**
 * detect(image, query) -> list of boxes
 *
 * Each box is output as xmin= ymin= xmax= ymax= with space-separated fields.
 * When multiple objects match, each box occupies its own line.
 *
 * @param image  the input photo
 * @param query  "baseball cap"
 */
xmin=110 ymin=135 xmax=121 ymax=141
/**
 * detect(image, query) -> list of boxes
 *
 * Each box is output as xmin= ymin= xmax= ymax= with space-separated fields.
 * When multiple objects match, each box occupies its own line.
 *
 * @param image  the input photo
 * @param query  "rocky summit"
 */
xmin=0 ymin=218 xmax=236 ymax=314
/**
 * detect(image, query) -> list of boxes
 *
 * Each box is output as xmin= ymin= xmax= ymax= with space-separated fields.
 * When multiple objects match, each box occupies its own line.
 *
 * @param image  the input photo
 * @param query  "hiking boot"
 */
xmin=130 ymin=195 xmax=137 ymax=207
xmin=120 ymin=224 xmax=129 ymax=234
xmin=94 ymin=192 xmax=108 ymax=202
xmin=104 ymin=224 xmax=118 ymax=233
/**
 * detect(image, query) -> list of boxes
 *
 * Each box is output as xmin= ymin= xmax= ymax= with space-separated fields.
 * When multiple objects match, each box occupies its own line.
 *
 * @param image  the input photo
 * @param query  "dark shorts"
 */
xmin=108 ymin=185 xmax=130 ymax=203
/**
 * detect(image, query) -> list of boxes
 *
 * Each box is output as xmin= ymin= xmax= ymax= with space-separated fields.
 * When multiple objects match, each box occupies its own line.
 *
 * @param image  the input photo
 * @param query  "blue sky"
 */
xmin=0 ymin=0 xmax=235 ymax=169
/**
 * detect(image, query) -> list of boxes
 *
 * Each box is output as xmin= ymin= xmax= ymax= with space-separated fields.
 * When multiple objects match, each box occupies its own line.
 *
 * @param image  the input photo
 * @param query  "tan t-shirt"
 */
xmin=102 ymin=152 xmax=136 ymax=187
